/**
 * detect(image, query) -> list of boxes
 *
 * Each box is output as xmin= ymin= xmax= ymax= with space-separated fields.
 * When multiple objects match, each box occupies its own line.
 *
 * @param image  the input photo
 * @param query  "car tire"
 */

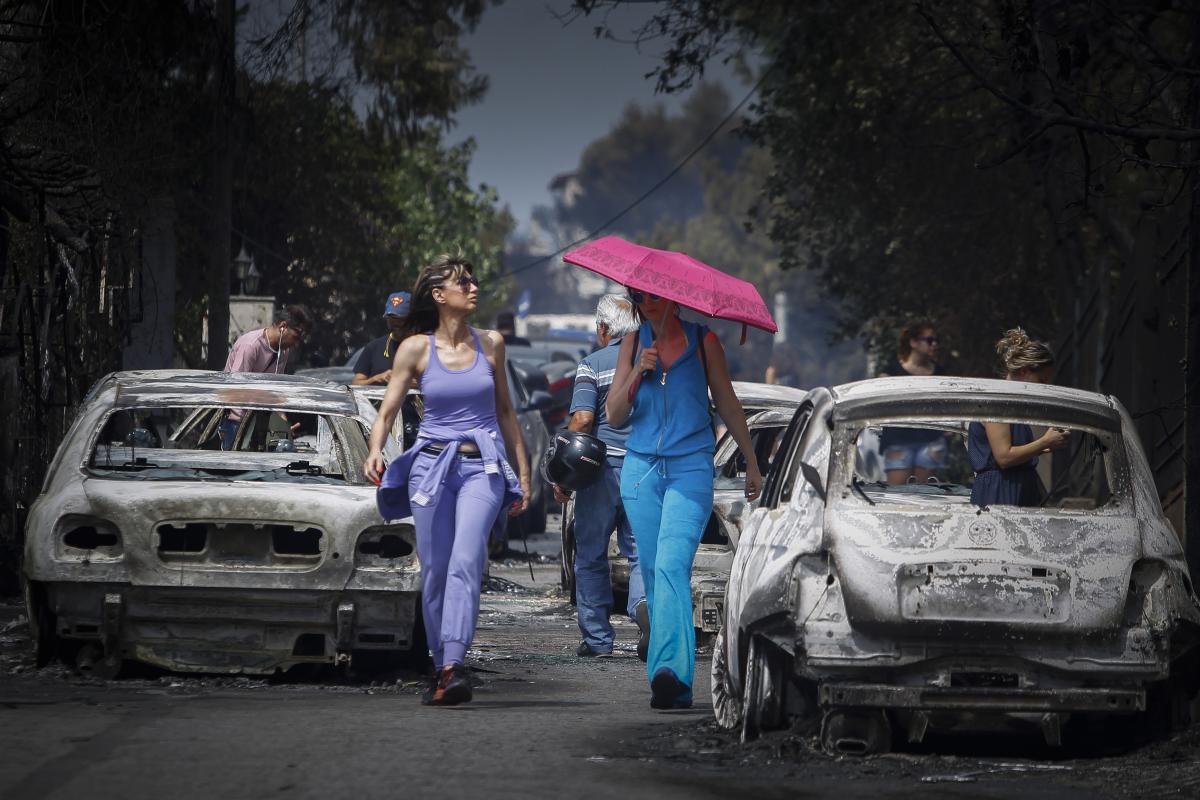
xmin=741 ymin=635 xmax=788 ymax=743
xmin=711 ymin=626 xmax=743 ymax=731
xmin=561 ymin=516 xmax=577 ymax=605
xmin=22 ymin=578 xmax=59 ymax=668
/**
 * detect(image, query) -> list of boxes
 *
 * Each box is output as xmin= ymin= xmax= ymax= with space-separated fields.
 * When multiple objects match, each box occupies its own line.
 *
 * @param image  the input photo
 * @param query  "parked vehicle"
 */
xmin=294 ymin=346 xmax=363 ymax=385
xmin=713 ymin=376 xmax=1200 ymax=752
xmin=506 ymin=343 xmax=578 ymax=429
xmin=559 ymin=383 xmax=807 ymax=638
xmin=523 ymin=332 xmax=593 ymax=364
xmin=695 ymin=407 xmax=797 ymax=637
xmin=22 ymin=371 xmax=422 ymax=676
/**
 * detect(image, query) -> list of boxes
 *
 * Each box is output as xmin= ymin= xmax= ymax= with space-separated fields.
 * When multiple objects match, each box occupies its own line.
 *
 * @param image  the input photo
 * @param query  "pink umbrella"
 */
xmin=562 ymin=236 xmax=777 ymax=339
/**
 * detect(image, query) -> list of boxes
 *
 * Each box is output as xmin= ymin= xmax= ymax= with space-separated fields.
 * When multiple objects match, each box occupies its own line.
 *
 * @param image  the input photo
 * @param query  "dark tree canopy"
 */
xmin=571 ymin=0 xmax=1199 ymax=375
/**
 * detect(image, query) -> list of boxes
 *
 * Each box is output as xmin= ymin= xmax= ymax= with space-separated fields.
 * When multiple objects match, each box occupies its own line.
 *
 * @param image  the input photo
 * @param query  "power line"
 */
xmin=507 ymin=62 xmax=775 ymax=278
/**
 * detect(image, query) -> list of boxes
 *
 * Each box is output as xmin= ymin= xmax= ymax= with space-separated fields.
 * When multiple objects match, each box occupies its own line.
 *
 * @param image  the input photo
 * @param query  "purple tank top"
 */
xmin=419 ymin=327 xmax=500 ymax=435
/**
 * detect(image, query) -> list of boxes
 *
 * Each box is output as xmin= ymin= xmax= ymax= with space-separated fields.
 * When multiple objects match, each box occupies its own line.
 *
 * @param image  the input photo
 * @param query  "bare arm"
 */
xmin=352 ymin=369 xmax=392 ymax=386
xmin=703 ymin=333 xmax=762 ymax=501
xmin=983 ymin=422 xmax=1070 ymax=469
xmin=567 ymin=410 xmax=595 ymax=433
xmin=363 ymin=336 xmax=423 ymax=481
xmin=606 ymin=333 xmax=656 ymax=428
xmin=487 ymin=332 xmax=531 ymax=514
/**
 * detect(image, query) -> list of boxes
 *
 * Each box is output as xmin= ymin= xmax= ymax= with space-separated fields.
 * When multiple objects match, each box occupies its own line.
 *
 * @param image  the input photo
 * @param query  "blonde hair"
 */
xmin=996 ymin=327 xmax=1054 ymax=374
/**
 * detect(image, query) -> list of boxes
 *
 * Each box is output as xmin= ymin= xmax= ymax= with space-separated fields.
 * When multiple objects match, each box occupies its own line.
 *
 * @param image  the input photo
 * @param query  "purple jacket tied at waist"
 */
xmin=377 ymin=425 xmax=522 ymax=521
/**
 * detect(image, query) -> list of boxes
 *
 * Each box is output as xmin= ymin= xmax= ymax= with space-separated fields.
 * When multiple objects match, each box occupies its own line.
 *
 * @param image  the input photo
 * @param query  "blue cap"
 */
xmin=383 ymin=291 xmax=411 ymax=317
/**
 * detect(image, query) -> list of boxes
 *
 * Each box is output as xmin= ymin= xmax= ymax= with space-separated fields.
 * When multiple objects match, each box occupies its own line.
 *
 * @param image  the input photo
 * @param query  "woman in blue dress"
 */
xmin=969 ymin=328 xmax=1071 ymax=507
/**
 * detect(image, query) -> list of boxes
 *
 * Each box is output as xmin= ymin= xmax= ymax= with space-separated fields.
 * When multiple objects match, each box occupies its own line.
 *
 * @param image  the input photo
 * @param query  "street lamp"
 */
xmin=233 ymin=245 xmax=253 ymax=295
xmin=243 ymin=257 xmax=261 ymax=295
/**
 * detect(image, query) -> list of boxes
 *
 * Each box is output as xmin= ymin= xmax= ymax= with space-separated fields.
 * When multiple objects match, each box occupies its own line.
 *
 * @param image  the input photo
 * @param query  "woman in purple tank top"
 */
xmin=365 ymin=254 xmax=530 ymax=706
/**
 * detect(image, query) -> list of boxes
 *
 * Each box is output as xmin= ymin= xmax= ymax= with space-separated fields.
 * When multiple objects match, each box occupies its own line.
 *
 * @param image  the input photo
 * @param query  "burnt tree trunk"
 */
xmin=1186 ymin=7 xmax=1200 ymax=575
xmin=205 ymin=0 xmax=234 ymax=370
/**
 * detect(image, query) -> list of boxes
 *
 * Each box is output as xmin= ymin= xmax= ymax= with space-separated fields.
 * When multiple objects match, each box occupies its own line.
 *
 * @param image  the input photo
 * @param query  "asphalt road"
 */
xmin=1 ymin=520 xmax=1197 ymax=799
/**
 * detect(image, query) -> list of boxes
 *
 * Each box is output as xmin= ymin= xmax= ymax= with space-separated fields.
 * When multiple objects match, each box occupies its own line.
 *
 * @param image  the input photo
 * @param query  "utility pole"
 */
xmin=206 ymin=0 xmax=234 ymax=370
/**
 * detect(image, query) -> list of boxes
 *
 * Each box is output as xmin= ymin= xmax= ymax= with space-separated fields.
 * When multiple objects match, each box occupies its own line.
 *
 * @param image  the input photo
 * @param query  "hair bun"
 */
xmin=996 ymin=327 xmax=1029 ymax=357
xmin=995 ymin=326 xmax=1054 ymax=374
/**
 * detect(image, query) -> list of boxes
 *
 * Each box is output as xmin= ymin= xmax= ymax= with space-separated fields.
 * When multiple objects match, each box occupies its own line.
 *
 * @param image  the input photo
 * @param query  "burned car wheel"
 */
xmin=22 ymin=578 xmax=59 ymax=668
xmin=741 ymin=635 xmax=789 ymax=742
xmin=710 ymin=626 xmax=742 ymax=730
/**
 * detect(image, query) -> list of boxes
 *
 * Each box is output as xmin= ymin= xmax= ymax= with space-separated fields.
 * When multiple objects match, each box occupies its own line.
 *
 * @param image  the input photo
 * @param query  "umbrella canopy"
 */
xmin=562 ymin=236 xmax=777 ymax=335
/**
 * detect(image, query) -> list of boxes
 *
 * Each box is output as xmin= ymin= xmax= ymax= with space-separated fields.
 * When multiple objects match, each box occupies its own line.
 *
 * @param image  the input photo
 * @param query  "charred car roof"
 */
xmin=829 ymin=376 xmax=1120 ymax=431
xmin=100 ymin=370 xmax=359 ymax=415
xmin=732 ymin=382 xmax=808 ymax=409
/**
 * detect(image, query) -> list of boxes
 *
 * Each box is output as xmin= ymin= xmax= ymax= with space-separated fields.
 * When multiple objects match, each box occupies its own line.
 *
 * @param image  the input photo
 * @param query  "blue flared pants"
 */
xmin=620 ymin=450 xmax=713 ymax=692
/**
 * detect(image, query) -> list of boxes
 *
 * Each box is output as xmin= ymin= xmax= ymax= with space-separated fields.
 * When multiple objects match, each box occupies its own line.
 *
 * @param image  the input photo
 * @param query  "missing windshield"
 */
xmin=89 ymin=406 xmax=365 ymax=484
xmin=852 ymin=419 xmax=1115 ymax=509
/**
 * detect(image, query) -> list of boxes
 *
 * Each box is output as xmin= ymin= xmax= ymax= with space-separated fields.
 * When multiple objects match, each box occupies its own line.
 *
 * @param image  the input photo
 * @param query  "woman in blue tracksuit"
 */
xmin=607 ymin=290 xmax=762 ymax=709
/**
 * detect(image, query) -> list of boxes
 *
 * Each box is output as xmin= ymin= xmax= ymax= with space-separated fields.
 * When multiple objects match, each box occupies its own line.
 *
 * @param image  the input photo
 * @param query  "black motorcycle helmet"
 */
xmin=540 ymin=431 xmax=607 ymax=492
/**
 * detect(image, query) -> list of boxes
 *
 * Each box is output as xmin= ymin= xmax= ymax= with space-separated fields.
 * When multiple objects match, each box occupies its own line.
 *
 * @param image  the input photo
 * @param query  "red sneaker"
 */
xmin=422 ymin=663 xmax=472 ymax=706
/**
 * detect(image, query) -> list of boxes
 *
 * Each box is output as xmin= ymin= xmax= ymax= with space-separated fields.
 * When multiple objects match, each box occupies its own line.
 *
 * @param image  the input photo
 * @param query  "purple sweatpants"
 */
xmin=409 ymin=450 xmax=505 ymax=668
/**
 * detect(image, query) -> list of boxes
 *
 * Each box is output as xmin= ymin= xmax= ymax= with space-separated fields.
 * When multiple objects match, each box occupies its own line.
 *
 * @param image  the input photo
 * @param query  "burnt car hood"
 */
xmin=827 ymin=506 xmax=1141 ymax=633
xmin=29 ymin=477 xmax=388 ymax=592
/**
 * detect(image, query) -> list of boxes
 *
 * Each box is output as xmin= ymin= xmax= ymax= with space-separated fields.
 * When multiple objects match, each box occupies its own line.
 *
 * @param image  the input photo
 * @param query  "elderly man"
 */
xmin=353 ymin=292 xmax=411 ymax=385
xmin=555 ymin=294 xmax=649 ymax=659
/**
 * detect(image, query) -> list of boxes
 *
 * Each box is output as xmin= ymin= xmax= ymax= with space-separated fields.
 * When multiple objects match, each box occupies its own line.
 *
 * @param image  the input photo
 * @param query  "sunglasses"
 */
xmin=915 ymin=336 xmax=939 ymax=345
xmin=438 ymin=274 xmax=478 ymax=292
xmin=627 ymin=289 xmax=662 ymax=305
xmin=285 ymin=325 xmax=308 ymax=340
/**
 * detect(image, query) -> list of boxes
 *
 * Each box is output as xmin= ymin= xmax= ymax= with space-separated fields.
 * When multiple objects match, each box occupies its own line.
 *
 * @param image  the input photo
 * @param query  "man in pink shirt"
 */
xmin=220 ymin=304 xmax=314 ymax=449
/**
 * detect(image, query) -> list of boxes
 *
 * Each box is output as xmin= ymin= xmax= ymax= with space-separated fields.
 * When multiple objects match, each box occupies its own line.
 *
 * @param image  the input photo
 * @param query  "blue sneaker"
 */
xmin=650 ymin=667 xmax=692 ymax=709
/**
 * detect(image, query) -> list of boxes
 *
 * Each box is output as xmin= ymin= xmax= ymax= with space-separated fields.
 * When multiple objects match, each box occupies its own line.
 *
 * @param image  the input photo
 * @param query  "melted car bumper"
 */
xmin=41 ymin=581 xmax=420 ymax=674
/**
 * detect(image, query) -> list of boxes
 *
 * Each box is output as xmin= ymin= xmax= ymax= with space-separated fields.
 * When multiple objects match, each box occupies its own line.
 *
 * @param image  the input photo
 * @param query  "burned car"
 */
xmin=694 ymin=406 xmax=798 ymax=638
xmin=713 ymin=376 xmax=1200 ymax=752
xmin=560 ymin=383 xmax=806 ymax=640
xmin=23 ymin=370 xmax=422 ymax=676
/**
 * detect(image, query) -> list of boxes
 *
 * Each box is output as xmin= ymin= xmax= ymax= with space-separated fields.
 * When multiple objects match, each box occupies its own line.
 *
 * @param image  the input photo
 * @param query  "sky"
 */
xmin=448 ymin=1 xmax=746 ymax=232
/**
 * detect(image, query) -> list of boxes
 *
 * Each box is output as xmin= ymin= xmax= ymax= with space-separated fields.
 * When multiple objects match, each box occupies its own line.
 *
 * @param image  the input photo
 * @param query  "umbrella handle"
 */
xmin=639 ymin=322 xmax=656 ymax=379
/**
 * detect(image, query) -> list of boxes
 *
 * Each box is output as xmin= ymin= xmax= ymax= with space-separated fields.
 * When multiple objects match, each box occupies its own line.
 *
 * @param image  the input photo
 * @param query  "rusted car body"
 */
xmin=714 ymin=377 xmax=1200 ymax=751
xmin=23 ymin=371 xmax=421 ymax=675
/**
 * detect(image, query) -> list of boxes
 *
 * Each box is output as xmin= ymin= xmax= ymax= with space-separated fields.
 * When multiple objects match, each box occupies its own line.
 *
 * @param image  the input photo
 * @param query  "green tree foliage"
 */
xmin=644 ymin=143 xmax=865 ymax=386
xmin=330 ymin=0 xmax=490 ymax=143
xmin=554 ymin=83 xmax=743 ymax=235
xmin=528 ymin=82 xmax=864 ymax=383
xmin=170 ymin=0 xmax=513 ymax=366
xmin=217 ymin=80 xmax=511 ymax=364
xmin=573 ymin=0 xmax=1199 ymax=375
